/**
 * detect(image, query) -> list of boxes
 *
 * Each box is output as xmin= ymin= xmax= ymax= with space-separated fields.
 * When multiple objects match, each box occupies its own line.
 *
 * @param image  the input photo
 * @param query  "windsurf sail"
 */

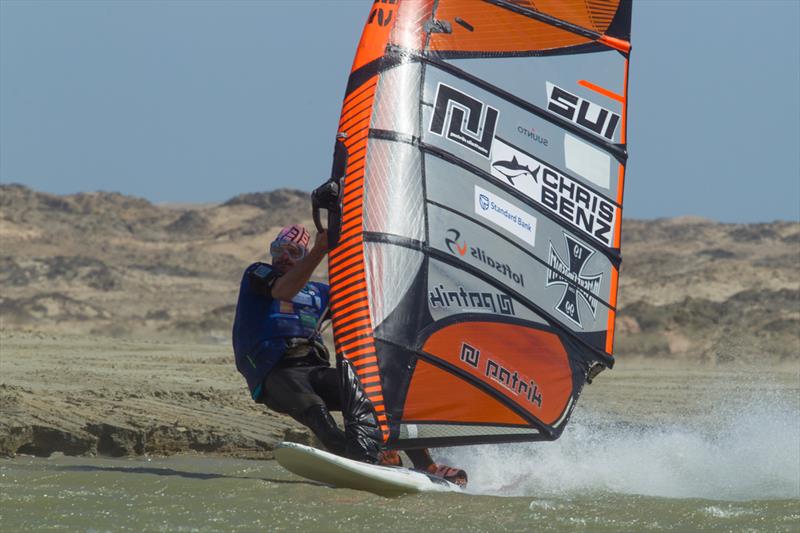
xmin=313 ymin=0 xmax=632 ymax=457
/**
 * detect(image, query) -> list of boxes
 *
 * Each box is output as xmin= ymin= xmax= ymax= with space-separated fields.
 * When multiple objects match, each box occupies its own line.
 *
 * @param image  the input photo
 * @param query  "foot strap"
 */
xmin=427 ymin=464 xmax=468 ymax=487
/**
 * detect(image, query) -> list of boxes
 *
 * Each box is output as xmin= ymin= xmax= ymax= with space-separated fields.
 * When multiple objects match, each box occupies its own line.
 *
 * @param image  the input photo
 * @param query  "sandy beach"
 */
xmin=0 ymin=331 xmax=309 ymax=458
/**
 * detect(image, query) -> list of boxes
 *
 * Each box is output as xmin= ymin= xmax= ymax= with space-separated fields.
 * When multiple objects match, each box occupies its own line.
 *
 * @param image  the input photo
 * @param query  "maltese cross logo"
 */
xmin=546 ymin=234 xmax=603 ymax=328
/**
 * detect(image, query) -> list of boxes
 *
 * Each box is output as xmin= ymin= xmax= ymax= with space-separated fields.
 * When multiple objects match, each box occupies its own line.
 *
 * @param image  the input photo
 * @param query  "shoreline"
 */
xmin=3 ymin=330 xmax=798 ymax=459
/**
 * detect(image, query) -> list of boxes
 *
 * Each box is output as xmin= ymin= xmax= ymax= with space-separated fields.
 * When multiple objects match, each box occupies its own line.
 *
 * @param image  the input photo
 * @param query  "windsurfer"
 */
xmin=232 ymin=224 xmax=467 ymax=487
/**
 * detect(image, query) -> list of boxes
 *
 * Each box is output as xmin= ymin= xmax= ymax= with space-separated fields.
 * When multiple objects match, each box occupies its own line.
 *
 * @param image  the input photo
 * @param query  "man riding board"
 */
xmin=232 ymin=224 xmax=467 ymax=487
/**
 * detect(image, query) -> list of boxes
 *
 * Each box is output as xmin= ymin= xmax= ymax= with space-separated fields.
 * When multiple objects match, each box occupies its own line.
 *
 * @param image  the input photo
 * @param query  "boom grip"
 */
xmin=312 ymin=193 xmax=326 ymax=233
xmin=311 ymin=180 xmax=340 ymax=232
xmin=311 ymin=134 xmax=348 ymax=248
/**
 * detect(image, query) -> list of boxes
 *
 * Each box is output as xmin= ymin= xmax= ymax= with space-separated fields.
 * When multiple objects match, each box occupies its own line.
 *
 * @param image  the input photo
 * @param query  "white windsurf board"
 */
xmin=274 ymin=441 xmax=463 ymax=497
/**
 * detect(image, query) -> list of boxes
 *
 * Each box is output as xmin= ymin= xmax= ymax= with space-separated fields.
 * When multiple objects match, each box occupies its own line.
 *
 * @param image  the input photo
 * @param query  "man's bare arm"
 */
xmin=270 ymin=231 xmax=328 ymax=301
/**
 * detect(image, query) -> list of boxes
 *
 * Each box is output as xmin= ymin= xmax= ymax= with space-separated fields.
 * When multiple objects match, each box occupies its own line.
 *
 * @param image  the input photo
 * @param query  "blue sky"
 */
xmin=1 ymin=0 xmax=798 ymax=222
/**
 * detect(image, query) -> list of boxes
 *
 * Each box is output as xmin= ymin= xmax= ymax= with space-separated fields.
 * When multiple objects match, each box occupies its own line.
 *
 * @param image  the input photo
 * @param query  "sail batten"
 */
xmin=362 ymin=231 xmax=617 ymax=362
xmin=328 ymin=0 xmax=632 ymax=453
xmin=366 ymin=46 xmax=628 ymax=161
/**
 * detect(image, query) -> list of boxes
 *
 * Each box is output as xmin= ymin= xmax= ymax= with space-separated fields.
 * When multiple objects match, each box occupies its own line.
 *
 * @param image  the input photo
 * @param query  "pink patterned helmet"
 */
xmin=274 ymin=224 xmax=310 ymax=248
xmin=270 ymin=224 xmax=310 ymax=261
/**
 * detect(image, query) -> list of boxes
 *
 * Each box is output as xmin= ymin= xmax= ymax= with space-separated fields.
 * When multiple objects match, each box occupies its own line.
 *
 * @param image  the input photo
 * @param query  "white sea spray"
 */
xmin=442 ymin=381 xmax=800 ymax=501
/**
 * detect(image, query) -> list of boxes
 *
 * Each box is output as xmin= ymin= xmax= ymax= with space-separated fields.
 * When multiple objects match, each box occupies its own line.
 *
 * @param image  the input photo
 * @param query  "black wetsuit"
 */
xmin=233 ymin=263 xmax=432 ymax=467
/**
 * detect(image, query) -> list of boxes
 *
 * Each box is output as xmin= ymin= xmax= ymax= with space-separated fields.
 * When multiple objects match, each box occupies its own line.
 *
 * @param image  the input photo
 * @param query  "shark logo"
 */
xmin=491 ymin=138 xmax=617 ymax=246
xmin=445 ymin=229 xmax=467 ymax=256
xmin=546 ymin=233 xmax=603 ymax=328
xmin=491 ymin=156 xmax=539 ymax=186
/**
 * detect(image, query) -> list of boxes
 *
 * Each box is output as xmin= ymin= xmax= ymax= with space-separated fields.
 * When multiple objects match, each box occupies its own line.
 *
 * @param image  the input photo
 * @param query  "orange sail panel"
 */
xmin=420 ymin=322 xmax=572 ymax=426
xmin=404 ymin=359 xmax=530 ymax=425
xmin=327 ymin=0 xmax=632 ymax=452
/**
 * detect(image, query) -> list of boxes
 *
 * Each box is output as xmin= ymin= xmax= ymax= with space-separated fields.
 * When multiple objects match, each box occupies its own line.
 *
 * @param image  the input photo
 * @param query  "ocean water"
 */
xmin=2 ymin=368 xmax=798 ymax=532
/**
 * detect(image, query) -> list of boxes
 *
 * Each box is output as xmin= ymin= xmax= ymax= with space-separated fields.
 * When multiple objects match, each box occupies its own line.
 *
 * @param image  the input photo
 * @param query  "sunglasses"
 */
xmin=270 ymin=241 xmax=307 ymax=260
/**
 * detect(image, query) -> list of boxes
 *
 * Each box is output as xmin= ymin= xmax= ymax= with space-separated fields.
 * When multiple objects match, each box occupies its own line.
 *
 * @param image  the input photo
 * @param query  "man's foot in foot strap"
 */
xmin=426 ymin=463 xmax=468 ymax=488
xmin=377 ymin=450 xmax=402 ymax=467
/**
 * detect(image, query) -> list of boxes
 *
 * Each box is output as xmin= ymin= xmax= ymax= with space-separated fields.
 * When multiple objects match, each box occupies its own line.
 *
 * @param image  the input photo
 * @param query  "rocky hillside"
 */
xmin=614 ymin=218 xmax=798 ymax=363
xmin=0 ymin=184 xmax=317 ymax=341
xmin=1 ymin=184 xmax=798 ymax=362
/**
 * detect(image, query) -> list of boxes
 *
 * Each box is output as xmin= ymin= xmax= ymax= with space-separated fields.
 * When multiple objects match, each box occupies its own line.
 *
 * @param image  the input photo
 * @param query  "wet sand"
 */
xmin=0 ymin=331 xmax=314 ymax=458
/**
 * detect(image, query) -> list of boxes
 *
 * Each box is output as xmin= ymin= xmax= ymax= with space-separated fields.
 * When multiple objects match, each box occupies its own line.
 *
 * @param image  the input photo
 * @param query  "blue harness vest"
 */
xmin=232 ymin=262 xmax=329 ymax=399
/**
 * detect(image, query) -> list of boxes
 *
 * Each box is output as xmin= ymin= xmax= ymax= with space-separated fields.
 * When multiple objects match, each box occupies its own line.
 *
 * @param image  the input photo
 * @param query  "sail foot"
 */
xmin=339 ymin=358 xmax=383 ymax=463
